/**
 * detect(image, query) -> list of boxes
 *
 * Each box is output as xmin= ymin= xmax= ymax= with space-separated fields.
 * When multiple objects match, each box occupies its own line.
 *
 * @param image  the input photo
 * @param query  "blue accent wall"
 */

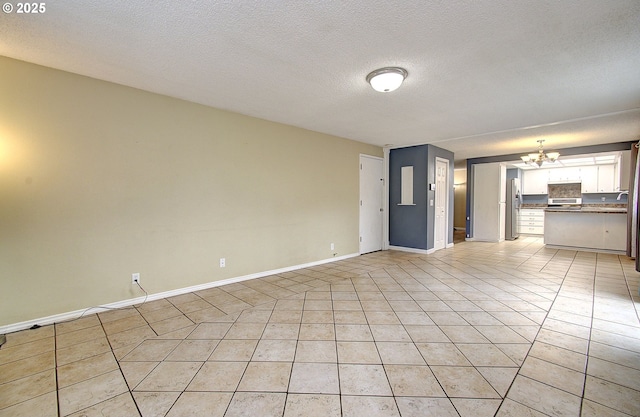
xmin=506 ymin=168 xmax=521 ymax=180
xmin=389 ymin=145 xmax=428 ymax=249
xmin=389 ymin=144 xmax=454 ymax=251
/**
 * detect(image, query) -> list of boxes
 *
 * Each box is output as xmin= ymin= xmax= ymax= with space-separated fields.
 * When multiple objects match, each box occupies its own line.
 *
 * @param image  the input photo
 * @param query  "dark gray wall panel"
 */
xmin=389 ymin=145 xmax=428 ymax=249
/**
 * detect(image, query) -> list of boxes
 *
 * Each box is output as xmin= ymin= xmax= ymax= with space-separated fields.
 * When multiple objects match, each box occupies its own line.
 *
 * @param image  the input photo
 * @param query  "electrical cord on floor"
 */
xmin=75 ymin=280 xmax=150 ymax=320
xmin=10 ymin=280 xmax=151 ymax=334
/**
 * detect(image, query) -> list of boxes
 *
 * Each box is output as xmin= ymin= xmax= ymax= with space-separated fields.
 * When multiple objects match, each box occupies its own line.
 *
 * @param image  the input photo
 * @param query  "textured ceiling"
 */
xmin=1 ymin=0 xmax=639 ymax=162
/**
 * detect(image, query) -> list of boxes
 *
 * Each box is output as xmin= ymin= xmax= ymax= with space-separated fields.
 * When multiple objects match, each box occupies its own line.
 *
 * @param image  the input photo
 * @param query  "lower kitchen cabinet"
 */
xmin=544 ymin=211 xmax=626 ymax=251
xmin=519 ymin=208 xmax=544 ymax=235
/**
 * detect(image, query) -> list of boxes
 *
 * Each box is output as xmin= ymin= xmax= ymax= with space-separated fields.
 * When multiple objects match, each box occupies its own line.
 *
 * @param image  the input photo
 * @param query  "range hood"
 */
xmin=548 ymin=197 xmax=582 ymax=206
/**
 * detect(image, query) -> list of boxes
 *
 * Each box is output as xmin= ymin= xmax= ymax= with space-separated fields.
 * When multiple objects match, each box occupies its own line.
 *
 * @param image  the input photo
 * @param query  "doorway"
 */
xmin=434 ymin=157 xmax=449 ymax=251
xmin=359 ymin=155 xmax=384 ymax=254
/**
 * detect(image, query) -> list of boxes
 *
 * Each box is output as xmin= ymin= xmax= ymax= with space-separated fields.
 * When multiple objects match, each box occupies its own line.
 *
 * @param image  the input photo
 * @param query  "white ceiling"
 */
xmin=1 ymin=1 xmax=639 ymax=162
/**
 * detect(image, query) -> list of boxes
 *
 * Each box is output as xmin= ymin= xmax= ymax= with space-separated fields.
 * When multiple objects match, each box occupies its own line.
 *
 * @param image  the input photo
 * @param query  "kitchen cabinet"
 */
xmin=580 ymin=166 xmax=598 ymax=193
xmin=522 ymin=169 xmax=549 ymax=195
xmin=472 ymin=162 xmax=506 ymax=242
xmin=581 ymin=164 xmax=619 ymax=193
xmin=597 ymin=164 xmax=616 ymax=192
xmin=519 ymin=208 xmax=544 ymax=235
xmin=549 ymin=167 xmax=581 ymax=182
xmin=524 ymin=163 xmax=622 ymax=194
xmin=544 ymin=211 xmax=626 ymax=251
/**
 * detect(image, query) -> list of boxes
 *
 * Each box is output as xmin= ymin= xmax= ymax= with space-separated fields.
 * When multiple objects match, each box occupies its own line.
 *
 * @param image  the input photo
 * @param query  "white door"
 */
xmin=360 ymin=155 xmax=384 ymax=254
xmin=434 ymin=158 xmax=448 ymax=250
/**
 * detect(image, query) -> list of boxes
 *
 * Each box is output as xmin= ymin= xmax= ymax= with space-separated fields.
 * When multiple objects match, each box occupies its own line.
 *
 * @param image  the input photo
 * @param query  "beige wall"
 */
xmin=0 ymin=57 xmax=382 ymax=326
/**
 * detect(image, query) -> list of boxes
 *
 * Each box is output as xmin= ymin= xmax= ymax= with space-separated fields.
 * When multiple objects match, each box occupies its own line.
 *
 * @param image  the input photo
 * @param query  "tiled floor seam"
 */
xmin=498 ymin=249 xmax=584 ymax=415
xmin=578 ymin=257 xmax=599 ymax=417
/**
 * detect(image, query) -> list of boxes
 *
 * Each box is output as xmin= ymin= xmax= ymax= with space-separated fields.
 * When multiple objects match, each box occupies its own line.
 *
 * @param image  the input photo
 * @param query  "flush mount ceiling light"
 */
xmin=520 ymin=139 xmax=560 ymax=167
xmin=366 ymin=67 xmax=408 ymax=92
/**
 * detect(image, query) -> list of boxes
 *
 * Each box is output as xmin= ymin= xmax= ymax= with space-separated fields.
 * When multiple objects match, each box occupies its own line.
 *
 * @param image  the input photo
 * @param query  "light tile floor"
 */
xmin=1 ymin=237 xmax=640 ymax=416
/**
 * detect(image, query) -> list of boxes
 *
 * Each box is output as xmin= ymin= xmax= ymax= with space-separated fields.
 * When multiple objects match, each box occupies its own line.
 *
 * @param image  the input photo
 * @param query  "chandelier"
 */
xmin=520 ymin=140 xmax=560 ymax=167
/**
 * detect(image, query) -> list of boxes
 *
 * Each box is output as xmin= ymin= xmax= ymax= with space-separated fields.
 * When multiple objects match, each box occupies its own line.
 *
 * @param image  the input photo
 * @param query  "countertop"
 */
xmin=543 ymin=207 xmax=627 ymax=214
xmin=520 ymin=204 xmax=627 ymax=214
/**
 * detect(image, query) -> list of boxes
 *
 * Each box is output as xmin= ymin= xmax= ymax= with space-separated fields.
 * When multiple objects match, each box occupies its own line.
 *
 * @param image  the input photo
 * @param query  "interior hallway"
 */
xmin=1 ymin=237 xmax=639 ymax=416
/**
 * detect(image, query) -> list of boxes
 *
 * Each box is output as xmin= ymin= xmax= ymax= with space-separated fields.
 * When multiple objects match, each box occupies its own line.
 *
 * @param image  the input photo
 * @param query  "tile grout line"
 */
xmin=54 ymin=323 xmax=60 ymax=417
xmin=96 ymin=315 xmax=145 ymax=417
xmin=492 ymin=248 xmax=580 ymax=415
xmin=359 ymin=271 xmax=405 ymax=416
xmin=578 ymin=252 xmax=599 ymax=417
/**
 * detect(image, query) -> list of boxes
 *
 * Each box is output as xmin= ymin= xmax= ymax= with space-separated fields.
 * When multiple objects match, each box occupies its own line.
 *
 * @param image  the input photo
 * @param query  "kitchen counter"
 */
xmin=544 ymin=206 xmax=627 ymax=213
xmin=544 ymin=209 xmax=626 ymax=252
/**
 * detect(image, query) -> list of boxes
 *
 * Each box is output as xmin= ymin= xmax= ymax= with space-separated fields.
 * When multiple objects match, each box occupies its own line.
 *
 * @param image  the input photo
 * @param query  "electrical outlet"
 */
xmin=330 ymin=243 xmax=334 ymax=251
xmin=601 ymin=197 xmax=606 ymax=202
xmin=220 ymin=258 xmax=226 ymax=268
xmin=132 ymin=273 xmax=140 ymax=284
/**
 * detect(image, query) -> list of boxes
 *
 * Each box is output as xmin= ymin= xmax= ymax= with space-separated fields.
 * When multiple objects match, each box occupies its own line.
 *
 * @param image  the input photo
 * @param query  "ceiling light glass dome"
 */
xmin=366 ymin=67 xmax=408 ymax=92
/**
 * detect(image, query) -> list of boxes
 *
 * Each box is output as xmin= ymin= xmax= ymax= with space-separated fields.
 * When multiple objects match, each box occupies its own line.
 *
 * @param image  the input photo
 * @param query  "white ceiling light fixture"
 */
xmin=520 ymin=139 xmax=560 ymax=167
xmin=366 ymin=67 xmax=408 ymax=92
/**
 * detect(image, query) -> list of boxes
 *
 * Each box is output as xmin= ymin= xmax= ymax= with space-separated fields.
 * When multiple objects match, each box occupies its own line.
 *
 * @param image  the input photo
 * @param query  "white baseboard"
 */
xmin=544 ymin=244 xmax=625 ymax=255
xmin=389 ymin=244 xmax=455 ymax=254
xmin=388 ymin=245 xmax=429 ymax=255
xmin=0 ymin=253 xmax=359 ymax=334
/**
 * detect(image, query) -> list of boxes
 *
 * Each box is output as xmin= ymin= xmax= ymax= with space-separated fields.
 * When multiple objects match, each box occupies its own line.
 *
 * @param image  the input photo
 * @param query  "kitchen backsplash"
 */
xmin=547 ymin=183 xmax=581 ymax=198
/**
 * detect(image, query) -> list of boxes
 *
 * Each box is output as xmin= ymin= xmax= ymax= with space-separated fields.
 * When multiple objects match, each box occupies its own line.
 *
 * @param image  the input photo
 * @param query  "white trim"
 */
xmin=383 ymin=148 xmax=390 ymax=250
xmin=0 ymin=253 xmax=359 ymax=334
xmin=544 ymin=245 xmax=625 ymax=255
xmin=359 ymin=154 xmax=385 ymax=255
xmin=388 ymin=245 xmax=429 ymax=255
xmin=434 ymin=157 xmax=450 ymax=252
xmin=446 ymin=242 xmax=455 ymax=248
xmin=359 ymin=154 xmax=383 ymax=162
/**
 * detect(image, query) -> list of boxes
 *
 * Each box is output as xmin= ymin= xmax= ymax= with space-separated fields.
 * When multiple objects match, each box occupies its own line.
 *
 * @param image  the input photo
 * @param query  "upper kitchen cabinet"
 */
xmin=597 ymin=165 xmax=616 ymax=193
xmin=549 ymin=166 xmax=581 ymax=182
xmin=581 ymin=165 xmax=618 ymax=193
xmin=582 ymin=163 xmax=623 ymax=193
xmin=522 ymin=168 xmax=549 ymax=194
xmin=522 ymin=150 xmax=630 ymax=195
xmin=580 ymin=166 xmax=598 ymax=193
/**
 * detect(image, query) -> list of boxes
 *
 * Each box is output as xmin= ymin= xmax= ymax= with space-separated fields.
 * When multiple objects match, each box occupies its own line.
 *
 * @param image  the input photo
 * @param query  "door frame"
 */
xmin=359 ymin=154 xmax=384 ymax=254
xmin=434 ymin=157 xmax=450 ymax=251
